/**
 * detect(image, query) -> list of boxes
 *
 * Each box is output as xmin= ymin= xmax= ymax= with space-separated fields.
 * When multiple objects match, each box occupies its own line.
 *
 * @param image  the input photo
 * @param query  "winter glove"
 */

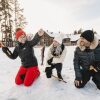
xmin=74 ymin=77 xmax=83 ymax=87
xmin=89 ymin=65 xmax=98 ymax=72
xmin=2 ymin=47 xmax=12 ymax=56
xmin=45 ymin=67 xmax=52 ymax=78
xmin=2 ymin=47 xmax=9 ymax=53
xmin=47 ymin=57 xmax=53 ymax=65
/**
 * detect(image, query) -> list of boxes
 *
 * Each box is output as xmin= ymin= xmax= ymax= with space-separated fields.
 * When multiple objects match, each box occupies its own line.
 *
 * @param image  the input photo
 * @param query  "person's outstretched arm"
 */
xmin=2 ymin=47 xmax=18 ymax=59
xmin=28 ymin=29 xmax=44 ymax=47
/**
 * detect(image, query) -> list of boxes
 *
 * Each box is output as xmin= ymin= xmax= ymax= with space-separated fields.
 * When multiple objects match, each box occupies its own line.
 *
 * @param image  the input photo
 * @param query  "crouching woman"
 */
xmin=45 ymin=36 xmax=66 ymax=80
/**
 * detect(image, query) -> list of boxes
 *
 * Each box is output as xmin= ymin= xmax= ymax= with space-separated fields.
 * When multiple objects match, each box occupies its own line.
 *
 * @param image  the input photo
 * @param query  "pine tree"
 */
xmin=0 ymin=0 xmax=13 ymax=46
xmin=14 ymin=0 xmax=27 ymax=30
xmin=0 ymin=0 xmax=27 ymax=47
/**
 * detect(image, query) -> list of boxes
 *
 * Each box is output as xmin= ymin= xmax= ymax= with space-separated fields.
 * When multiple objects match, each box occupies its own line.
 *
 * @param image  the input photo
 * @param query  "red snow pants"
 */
xmin=15 ymin=66 xmax=40 ymax=86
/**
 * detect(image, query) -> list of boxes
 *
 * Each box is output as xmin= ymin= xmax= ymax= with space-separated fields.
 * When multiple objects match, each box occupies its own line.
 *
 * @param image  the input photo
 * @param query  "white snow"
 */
xmin=0 ymin=46 xmax=100 ymax=100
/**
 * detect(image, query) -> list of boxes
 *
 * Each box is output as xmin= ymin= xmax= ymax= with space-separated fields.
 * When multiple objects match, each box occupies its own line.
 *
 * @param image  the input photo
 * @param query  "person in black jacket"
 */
xmin=74 ymin=30 xmax=100 ymax=89
xmin=2 ymin=28 xmax=44 ymax=86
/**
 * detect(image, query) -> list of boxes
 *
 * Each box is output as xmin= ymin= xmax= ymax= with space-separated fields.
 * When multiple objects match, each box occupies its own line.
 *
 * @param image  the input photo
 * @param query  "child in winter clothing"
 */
xmin=45 ymin=35 xmax=66 ymax=80
xmin=2 ymin=28 xmax=44 ymax=86
xmin=74 ymin=30 xmax=100 ymax=89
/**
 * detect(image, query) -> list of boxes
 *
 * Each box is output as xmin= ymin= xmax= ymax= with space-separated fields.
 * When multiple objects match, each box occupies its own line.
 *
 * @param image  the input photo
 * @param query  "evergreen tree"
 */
xmin=0 ymin=0 xmax=27 ymax=46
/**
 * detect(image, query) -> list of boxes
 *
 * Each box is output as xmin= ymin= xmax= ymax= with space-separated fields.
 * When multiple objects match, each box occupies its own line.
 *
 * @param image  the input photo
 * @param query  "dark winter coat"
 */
xmin=2 ymin=33 xmax=41 ymax=68
xmin=73 ymin=36 xmax=99 ymax=80
xmin=93 ymin=44 xmax=100 ymax=70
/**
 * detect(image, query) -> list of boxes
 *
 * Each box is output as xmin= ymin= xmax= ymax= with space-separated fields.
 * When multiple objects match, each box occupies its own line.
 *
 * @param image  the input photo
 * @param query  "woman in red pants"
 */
xmin=2 ymin=28 xmax=44 ymax=86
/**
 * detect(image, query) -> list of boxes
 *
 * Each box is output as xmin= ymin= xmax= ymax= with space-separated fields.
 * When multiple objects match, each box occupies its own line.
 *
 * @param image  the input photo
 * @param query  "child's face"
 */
xmin=53 ymin=40 xmax=60 ymax=47
xmin=80 ymin=37 xmax=91 ymax=47
xmin=18 ymin=35 xmax=27 ymax=44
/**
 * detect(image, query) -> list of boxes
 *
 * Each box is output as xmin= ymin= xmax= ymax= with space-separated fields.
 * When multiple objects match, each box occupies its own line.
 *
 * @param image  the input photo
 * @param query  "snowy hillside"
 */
xmin=0 ymin=46 xmax=100 ymax=100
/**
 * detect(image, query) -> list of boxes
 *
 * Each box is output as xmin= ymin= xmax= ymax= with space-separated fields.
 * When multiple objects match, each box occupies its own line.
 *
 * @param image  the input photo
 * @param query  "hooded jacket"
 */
xmin=73 ymin=36 xmax=99 ymax=80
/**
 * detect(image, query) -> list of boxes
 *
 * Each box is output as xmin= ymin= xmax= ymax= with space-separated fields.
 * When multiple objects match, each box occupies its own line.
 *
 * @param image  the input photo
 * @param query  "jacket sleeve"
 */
xmin=73 ymin=48 xmax=82 ymax=80
xmin=28 ymin=33 xmax=42 ymax=47
xmin=2 ymin=47 xmax=18 ymax=59
xmin=52 ymin=48 xmax=67 ymax=63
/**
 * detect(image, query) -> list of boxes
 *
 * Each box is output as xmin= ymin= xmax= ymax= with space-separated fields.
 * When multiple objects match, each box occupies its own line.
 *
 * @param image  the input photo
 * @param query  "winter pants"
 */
xmin=15 ymin=66 xmax=40 ymax=86
xmin=75 ymin=70 xmax=100 ymax=89
xmin=45 ymin=63 xmax=63 ymax=79
xmin=52 ymin=63 xmax=62 ymax=79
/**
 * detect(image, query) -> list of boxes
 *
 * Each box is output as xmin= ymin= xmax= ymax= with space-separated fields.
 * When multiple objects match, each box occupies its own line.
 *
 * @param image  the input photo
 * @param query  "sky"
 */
xmin=19 ymin=0 xmax=100 ymax=34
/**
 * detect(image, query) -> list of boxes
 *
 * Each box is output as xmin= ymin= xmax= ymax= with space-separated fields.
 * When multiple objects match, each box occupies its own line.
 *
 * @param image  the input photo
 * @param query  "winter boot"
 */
xmin=57 ymin=73 xmax=63 ymax=81
xmin=45 ymin=67 xmax=52 ymax=78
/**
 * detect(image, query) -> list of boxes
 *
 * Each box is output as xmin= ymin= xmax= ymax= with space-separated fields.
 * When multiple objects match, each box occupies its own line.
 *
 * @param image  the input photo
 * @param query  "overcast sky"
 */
xmin=20 ymin=0 xmax=100 ymax=34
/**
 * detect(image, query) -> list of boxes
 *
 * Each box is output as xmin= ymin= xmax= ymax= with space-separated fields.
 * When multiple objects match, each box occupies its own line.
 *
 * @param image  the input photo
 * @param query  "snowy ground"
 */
xmin=0 ymin=46 xmax=100 ymax=100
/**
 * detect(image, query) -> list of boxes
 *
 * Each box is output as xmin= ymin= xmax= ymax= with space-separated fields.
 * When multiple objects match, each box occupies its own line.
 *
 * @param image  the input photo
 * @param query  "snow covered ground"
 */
xmin=0 ymin=46 xmax=100 ymax=100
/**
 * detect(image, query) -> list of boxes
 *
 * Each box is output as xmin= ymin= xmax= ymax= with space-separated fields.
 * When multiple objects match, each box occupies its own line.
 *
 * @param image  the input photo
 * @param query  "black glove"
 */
xmin=2 ymin=47 xmax=9 ymax=53
xmin=47 ymin=57 xmax=53 ymax=65
xmin=2 ymin=47 xmax=12 ymax=56
xmin=74 ymin=77 xmax=83 ymax=87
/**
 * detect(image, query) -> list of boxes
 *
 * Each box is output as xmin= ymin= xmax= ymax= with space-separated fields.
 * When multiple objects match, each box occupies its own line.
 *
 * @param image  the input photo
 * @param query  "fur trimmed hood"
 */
xmin=77 ymin=36 xmax=99 ymax=51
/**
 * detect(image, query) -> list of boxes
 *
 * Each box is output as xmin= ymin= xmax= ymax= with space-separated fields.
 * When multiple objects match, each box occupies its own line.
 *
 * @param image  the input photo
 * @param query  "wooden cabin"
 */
xmin=38 ymin=31 xmax=54 ymax=46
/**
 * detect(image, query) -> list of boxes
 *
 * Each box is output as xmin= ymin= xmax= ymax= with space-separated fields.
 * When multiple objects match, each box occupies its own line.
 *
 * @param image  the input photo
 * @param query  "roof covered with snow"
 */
xmin=45 ymin=30 xmax=59 ymax=37
xmin=45 ymin=30 xmax=69 ymax=39
xmin=69 ymin=34 xmax=80 ymax=41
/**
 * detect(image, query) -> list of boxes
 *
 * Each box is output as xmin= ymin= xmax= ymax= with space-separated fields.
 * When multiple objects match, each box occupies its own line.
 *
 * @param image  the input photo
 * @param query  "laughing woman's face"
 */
xmin=18 ymin=35 xmax=27 ymax=44
xmin=53 ymin=40 xmax=60 ymax=47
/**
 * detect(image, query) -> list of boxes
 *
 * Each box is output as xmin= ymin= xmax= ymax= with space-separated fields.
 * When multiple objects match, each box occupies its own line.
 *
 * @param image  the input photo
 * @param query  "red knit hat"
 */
xmin=16 ymin=28 xmax=26 ymax=40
